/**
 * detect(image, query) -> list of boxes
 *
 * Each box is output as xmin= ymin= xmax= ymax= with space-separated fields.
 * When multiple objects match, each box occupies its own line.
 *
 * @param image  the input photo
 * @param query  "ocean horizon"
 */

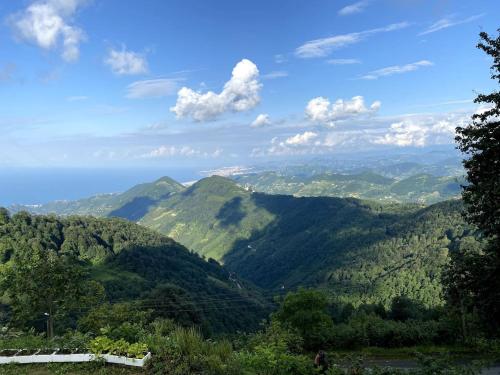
xmin=0 ymin=167 xmax=202 ymax=206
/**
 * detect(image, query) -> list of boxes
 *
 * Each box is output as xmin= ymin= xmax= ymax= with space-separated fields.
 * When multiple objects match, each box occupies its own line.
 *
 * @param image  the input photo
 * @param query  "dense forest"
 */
xmin=0 ymin=210 xmax=268 ymax=335
xmin=138 ymin=176 xmax=482 ymax=311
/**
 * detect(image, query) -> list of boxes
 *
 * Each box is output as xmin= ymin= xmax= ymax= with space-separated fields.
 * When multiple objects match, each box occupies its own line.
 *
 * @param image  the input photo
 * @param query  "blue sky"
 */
xmin=0 ymin=0 xmax=498 ymax=168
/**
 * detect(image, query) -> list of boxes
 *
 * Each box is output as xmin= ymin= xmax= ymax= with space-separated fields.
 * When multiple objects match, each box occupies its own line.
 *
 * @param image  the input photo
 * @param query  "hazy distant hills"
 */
xmin=233 ymin=171 xmax=463 ymax=204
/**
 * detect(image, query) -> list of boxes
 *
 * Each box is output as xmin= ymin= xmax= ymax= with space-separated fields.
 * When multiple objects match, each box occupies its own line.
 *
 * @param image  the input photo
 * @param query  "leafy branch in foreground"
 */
xmin=451 ymin=28 xmax=500 ymax=335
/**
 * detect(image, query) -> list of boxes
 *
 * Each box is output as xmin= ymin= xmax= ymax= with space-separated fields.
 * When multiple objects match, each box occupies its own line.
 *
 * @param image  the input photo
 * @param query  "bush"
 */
xmin=89 ymin=336 xmax=148 ymax=358
xmin=273 ymin=289 xmax=334 ymax=350
xmin=145 ymin=326 xmax=240 ymax=375
xmin=329 ymin=313 xmax=450 ymax=349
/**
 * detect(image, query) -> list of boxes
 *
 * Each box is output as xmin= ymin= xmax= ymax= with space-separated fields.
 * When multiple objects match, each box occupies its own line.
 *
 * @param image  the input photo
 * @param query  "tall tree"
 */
xmin=451 ymin=28 xmax=500 ymax=334
xmin=455 ymin=29 xmax=500 ymax=239
xmin=273 ymin=289 xmax=334 ymax=350
xmin=0 ymin=243 xmax=103 ymax=337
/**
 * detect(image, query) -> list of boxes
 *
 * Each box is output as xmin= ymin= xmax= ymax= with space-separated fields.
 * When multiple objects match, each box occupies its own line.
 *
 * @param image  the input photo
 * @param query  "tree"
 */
xmin=451 ymin=28 xmax=500 ymax=334
xmin=389 ymin=296 xmax=423 ymax=321
xmin=0 ymin=208 xmax=9 ymax=225
xmin=0 ymin=243 xmax=104 ymax=338
xmin=273 ymin=289 xmax=333 ymax=350
xmin=455 ymin=29 xmax=500 ymax=240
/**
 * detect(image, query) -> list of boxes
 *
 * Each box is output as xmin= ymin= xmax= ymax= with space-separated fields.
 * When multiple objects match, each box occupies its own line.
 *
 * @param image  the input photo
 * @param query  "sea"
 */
xmin=0 ymin=167 xmax=202 ymax=206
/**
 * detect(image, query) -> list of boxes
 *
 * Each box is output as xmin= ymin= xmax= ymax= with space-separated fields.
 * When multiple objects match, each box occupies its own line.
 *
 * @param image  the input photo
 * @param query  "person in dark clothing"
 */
xmin=314 ymin=350 xmax=329 ymax=373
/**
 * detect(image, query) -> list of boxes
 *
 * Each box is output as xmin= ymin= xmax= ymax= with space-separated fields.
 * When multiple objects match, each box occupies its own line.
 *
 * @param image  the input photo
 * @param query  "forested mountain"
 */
xmin=9 ymin=176 xmax=184 ymax=219
xmin=0 ymin=210 xmax=268 ymax=333
xmin=6 ymin=175 xmax=478 ymax=310
xmin=232 ymin=171 xmax=462 ymax=204
xmin=140 ymin=176 xmax=276 ymax=260
xmin=139 ymin=176 xmax=480 ymax=309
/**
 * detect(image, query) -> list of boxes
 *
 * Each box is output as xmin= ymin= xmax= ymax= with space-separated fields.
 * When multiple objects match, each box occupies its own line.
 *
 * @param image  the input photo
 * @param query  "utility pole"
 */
xmin=44 ymin=312 xmax=53 ymax=339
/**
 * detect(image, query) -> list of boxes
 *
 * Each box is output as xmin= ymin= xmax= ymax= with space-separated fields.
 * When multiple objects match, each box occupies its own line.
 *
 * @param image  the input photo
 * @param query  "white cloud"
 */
xmin=373 ymin=121 xmax=427 ymax=147
xmin=295 ymin=22 xmax=409 ymax=58
xmin=255 ymin=131 xmax=325 ymax=157
xmin=306 ymin=95 xmax=381 ymax=126
xmin=126 ymin=78 xmax=181 ymax=99
xmin=373 ymin=112 xmax=468 ymax=147
xmin=170 ymin=59 xmax=262 ymax=122
xmin=419 ymin=14 xmax=484 ymax=36
xmin=285 ymin=131 xmax=318 ymax=146
xmin=143 ymin=145 xmax=200 ymax=158
xmin=361 ymin=60 xmax=433 ymax=80
xmin=338 ymin=1 xmax=370 ymax=16
xmin=251 ymin=114 xmax=271 ymax=128
xmin=261 ymin=71 xmax=288 ymax=80
xmin=142 ymin=145 xmax=222 ymax=159
xmin=104 ymin=46 xmax=148 ymax=75
xmin=327 ymin=58 xmax=361 ymax=65
xmin=8 ymin=0 xmax=87 ymax=62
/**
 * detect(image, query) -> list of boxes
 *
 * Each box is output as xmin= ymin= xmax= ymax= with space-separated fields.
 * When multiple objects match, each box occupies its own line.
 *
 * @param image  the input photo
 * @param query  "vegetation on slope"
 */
xmin=140 ymin=176 xmax=276 ymax=260
xmin=140 ymin=177 xmax=480 ymax=310
xmin=0 ymin=210 xmax=268 ymax=334
xmin=233 ymin=171 xmax=462 ymax=204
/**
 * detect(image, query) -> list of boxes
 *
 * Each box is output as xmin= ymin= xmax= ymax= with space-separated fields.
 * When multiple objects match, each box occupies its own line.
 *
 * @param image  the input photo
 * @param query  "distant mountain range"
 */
xmin=233 ymin=171 xmax=463 ymax=204
xmin=9 ymin=167 xmax=463 ymax=217
xmin=6 ymin=172 xmax=479 ymax=310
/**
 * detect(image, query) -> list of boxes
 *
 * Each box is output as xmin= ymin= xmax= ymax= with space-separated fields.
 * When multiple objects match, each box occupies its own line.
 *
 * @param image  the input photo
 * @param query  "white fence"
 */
xmin=0 ymin=349 xmax=151 ymax=367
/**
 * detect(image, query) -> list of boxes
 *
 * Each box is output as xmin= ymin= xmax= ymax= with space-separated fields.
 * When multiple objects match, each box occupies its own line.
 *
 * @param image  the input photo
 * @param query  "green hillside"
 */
xmin=6 ymin=175 xmax=477 ymax=310
xmin=107 ymin=176 xmax=185 ymax=221
xmin=140 ymin=177 xmax=479 ymax=309
xmin=0 ymin=210 xmax=268 ymax=333
xmin=140 ymin=176 xmax=275 ymax=260
xmin=233 ymin=171 xmax=462 ymax=204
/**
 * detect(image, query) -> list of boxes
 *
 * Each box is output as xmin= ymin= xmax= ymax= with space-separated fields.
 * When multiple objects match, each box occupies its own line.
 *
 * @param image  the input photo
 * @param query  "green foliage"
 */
xmin=0 ymin=212 xmax=268 ymax=335
xmin=455 ymin=29 xmax=500 ymax=240
xmin=273 ymin=289 xmax=334 ymax=350
xmin=4 ymin=175 xmax=483 ymax=315
xmin=89 ymin=336 xmax=115 ymax=355
xmin=389 ymin=296 xmax=425 ymax=321
xmin=136 ymin=176 xmax=481 ymax=311
xmin=237 ymin=320 xmax=312 ymax=375
xmin=89 ymin=336 xmax=148 ymax=358
xmin=141 ymin=176 xmax=276 ymax=260
xmin=0 ymin=243 xmax=103 ymax=336
xmin=450 ymin=28 xmax=500 ymax=335
xmin=78 ymin=303 xmax=151 ymax=342
xmin=145 ymin=326 xmax=240 ymax=375
xmin=329 ymin=313 xmax=448 ymax=349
